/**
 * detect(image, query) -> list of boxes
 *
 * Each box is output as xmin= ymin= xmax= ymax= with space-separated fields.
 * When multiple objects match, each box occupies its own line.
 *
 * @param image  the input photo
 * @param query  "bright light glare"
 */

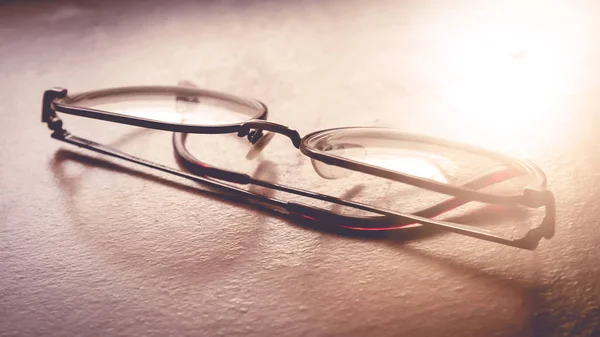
xmin=434 ymin=2 xmax=585 ymax=153
xmin=361 ymin=148 xmax=455 ymax=183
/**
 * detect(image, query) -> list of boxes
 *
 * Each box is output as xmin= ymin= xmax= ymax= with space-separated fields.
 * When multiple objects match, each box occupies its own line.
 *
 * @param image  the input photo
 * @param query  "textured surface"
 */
xmin=1 ymin=0 xmax=600 ymax=336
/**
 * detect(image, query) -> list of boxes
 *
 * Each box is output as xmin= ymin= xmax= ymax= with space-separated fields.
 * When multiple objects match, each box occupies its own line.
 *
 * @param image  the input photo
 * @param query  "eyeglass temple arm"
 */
xmin=287 ymin=197 xmax=555 ymax=250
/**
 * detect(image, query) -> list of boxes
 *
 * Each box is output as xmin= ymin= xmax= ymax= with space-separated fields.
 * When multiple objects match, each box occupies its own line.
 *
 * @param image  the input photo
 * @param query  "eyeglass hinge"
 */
xmin=42 ymin=88 xmax=69 ymax=138
xmin=522 ymin=187 xmax=556 ymax=241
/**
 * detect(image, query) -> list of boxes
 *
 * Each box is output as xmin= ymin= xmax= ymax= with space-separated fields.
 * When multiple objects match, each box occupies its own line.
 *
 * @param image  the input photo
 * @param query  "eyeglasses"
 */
xmin=42 ymin=85 xmax=555 ymax=250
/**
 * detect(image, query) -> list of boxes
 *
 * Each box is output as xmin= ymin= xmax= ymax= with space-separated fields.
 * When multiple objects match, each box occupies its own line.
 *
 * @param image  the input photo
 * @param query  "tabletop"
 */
xmin=1 ymin=0 xmax=599 ymax=336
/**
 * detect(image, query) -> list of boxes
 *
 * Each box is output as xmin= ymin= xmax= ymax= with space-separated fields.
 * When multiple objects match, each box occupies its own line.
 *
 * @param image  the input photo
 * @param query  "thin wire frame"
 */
xmin=42 ymin=86 xmax=556 ymax=250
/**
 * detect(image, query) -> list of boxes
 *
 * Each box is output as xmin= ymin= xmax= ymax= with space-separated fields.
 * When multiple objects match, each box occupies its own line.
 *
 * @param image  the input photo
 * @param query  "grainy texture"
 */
xmin=1 ymin=0 xmax=599 ymax=336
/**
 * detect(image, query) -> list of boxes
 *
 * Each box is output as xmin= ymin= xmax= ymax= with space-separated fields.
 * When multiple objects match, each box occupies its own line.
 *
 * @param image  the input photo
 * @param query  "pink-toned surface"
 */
xmin=1 ymin=0 xmax=599 ymax=336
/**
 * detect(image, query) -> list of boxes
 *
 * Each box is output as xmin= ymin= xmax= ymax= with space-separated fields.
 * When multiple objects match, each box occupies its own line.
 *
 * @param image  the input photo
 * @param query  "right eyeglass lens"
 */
xmin=304 ymin=128 xmax=536 ymax=197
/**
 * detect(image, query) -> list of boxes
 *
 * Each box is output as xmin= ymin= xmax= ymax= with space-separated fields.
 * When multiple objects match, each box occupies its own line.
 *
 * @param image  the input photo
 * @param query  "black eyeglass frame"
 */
xmin=42 ymin=86 xmax=556 ymax=250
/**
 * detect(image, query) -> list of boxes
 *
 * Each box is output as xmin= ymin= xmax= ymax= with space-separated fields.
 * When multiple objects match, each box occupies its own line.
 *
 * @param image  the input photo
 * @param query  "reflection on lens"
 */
xmin=63 ymin=87 xmax=265 ymax=127
xmin=356 ymin=148 xmax=454 ymax=183
xmin=311 ymin=143 xmax=364 ymax=179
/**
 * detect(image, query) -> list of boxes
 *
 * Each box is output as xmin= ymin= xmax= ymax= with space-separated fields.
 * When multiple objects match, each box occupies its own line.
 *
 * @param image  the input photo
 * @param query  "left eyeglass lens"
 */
xmin=62 ymin=88 xmax=264 ymax=126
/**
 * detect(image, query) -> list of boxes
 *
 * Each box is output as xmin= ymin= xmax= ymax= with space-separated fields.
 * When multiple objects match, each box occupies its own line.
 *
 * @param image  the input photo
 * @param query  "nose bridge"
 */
xmin=238 ymin=120 xmax=302 ymax=148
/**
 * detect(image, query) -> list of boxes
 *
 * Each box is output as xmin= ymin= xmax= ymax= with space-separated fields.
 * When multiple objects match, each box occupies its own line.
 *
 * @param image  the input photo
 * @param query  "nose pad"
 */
xmin=310 ymin=143 xmax=365 ymax=179
xmin=246 ymin=131 xmax=276 ymax=160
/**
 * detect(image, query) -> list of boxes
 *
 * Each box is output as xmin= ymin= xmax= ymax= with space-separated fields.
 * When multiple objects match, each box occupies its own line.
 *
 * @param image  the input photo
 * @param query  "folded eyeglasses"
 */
xmin=42 ymin=85 xmax=555 ymax=250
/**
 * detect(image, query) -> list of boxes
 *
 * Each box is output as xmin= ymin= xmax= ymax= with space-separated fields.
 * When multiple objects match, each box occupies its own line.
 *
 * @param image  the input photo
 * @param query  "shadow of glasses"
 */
xmin=51 ymin=148 xmax=450 ymax=243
